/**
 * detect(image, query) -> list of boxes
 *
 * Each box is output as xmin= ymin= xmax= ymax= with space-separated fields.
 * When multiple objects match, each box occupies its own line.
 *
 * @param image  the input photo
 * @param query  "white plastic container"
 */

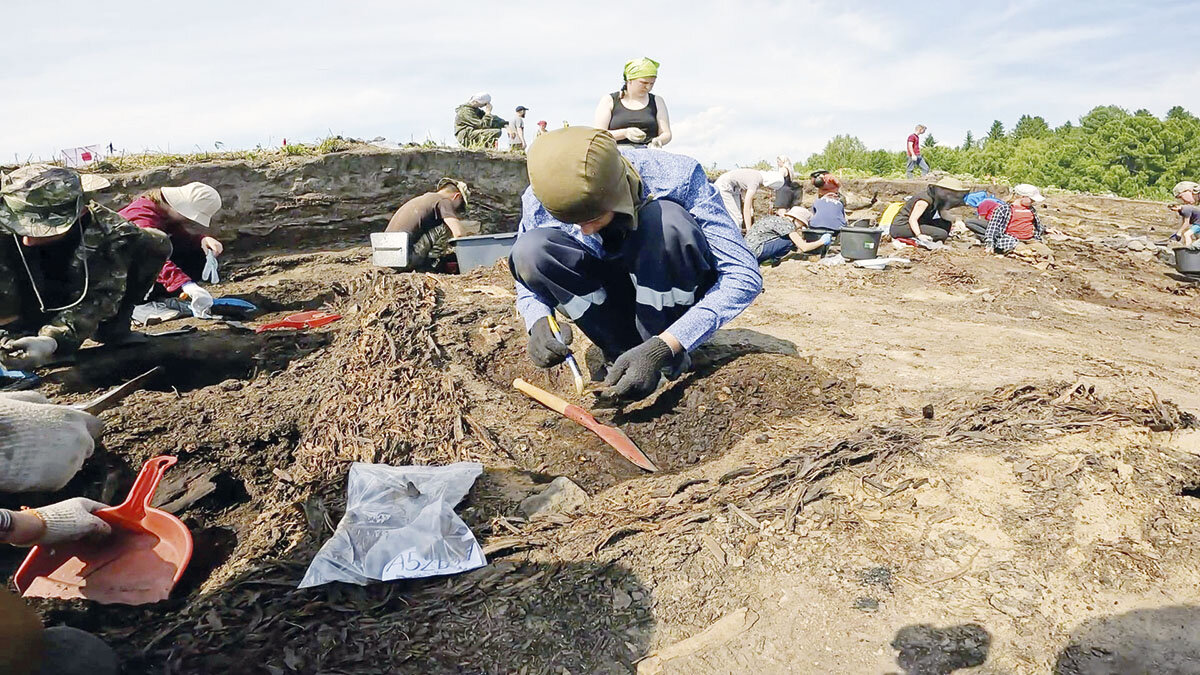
xmin=370 ymin=232 xmax=410 ymax=268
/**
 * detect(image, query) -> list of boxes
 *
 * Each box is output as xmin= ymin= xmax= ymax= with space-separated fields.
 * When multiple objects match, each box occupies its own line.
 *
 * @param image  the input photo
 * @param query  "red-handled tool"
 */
xmin=14 ymin=456 xmax=194 ymax=605
xmin=255 ymin=310 xmax=342 ymax=333
xmin=514 ymin=378 xmax=657 ymax=472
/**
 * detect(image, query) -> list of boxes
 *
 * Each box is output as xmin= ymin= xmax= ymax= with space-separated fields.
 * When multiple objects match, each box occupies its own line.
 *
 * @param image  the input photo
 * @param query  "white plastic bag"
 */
xmin=298 ymin=462 xmax=486 ymax=588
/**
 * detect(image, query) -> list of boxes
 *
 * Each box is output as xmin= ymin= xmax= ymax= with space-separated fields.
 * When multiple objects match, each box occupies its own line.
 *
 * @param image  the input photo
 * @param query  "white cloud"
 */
xmin=0 ymin=0 xmax=1188 ymax=169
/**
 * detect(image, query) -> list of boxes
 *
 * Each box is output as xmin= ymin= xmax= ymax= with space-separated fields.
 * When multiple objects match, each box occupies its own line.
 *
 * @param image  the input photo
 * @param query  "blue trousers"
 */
xmin=510 ymin=200 xmax=716 ymax=361
xmin=906 ymin=156 xmax=931 ymax=178
xmin=756 ymin=236 xmax=795 ymax=262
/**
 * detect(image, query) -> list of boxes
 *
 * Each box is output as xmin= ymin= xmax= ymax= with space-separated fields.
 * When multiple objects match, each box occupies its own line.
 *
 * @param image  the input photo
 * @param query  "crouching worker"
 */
xmin=965 ymin=183 xmax=1046 ymax=254
xmin=119 ymin=183 xmax=223 ymax=319
xmin=510 ymin=127 xmax=763 ymax=401
xmin=745 ymin=206 xmax=831 ymax=263
xmin=889 ymin=176 xmax=970 ymax=244
xmin=0 ymin=391 xmax=119 ymax=675
xmin=1170 ymin=181 xmax=1200 ymax=246
xmin=0 ymin=165 xmax=171 ymax=370
xmin=384 ymin=178 xmax=471 ymax=271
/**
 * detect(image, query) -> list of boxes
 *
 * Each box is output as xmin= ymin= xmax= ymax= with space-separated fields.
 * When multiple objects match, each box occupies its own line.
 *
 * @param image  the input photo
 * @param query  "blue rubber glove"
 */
xmin=818 ymin=233 xmax=833 ymax=246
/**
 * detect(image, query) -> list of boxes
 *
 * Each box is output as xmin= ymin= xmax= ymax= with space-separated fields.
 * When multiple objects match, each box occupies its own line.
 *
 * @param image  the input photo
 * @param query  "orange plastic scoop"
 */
xmin=14 ymin=456 xmax=193 ymax=605
xmin=254 ymin=310 xmax=342 ymax=333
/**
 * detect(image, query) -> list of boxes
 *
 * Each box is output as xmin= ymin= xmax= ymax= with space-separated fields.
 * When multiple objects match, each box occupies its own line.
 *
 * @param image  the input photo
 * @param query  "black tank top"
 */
xmin=608 ymin=92 xmax=659 ymax=145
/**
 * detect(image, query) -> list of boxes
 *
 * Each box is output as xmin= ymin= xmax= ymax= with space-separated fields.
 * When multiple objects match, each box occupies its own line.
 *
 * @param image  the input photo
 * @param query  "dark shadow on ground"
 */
xmin=37 ymin=558 xmax=654 ymax=674
xmin=890 ymin=623 xmax=992 ymax=674
xmin=1054 ymin=605 xmax=1200 ymax=675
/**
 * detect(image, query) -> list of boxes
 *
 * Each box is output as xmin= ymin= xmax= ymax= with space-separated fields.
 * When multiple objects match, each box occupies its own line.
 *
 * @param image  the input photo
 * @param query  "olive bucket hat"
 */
xmin=527 ymin=127 xmax=642 ymax=227
xmin=436 ymin=177 xmax=471 ymax=210
xmin=0 ymin=164 xmax=86 ymax=237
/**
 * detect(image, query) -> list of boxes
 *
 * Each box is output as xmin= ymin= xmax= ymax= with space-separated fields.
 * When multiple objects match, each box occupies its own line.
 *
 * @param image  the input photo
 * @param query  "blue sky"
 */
xmin=2 ymin=0 xmax=1197 ymax=168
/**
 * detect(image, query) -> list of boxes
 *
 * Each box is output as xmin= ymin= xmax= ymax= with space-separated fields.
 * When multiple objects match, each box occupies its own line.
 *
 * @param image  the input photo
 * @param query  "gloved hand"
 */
xmin=917 ymin=234 xmax=934 ymax=244
xmin=0 ymin=335 xmax=57 ymax=370
xmin=34 ymin=498 xmax=112 ymax=545
xmin=202 ymin=250 xmax=220 ymax=284
xmin=0 ymin=392 xmax=102 ymax=492
xmin=650 ymin=138 xmax=663 ymax=149
xmin=181 ymin=282 xmax=214 ymax=319
xmin=527 ymin=316 xmax=573 ymax=368
xmin=600 ymin=337 xmax=675 ymax=401
xmin=624 ymin=128 xmax=648 ymax=144
xmin=818 ymin=233 xmax=833 ymax=246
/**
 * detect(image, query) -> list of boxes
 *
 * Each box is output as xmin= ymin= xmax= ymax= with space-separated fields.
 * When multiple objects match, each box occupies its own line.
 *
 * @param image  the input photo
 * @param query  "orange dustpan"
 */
xmin=14 ymin=456 xmax=193 ymax=605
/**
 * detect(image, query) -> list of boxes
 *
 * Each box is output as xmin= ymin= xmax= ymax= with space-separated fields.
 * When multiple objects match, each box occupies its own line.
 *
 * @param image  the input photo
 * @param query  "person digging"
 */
xmin=0 ymin=165 xmax=171 ymax=371
xmin=383 ymin=178 xmax=473 ymax=272
xmin=510 ymin=127 xmax=762 ymax=402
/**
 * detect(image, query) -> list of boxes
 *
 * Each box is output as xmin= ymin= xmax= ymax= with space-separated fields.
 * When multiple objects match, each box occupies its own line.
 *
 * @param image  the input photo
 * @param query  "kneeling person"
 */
xmin=744 ymin=206 xmax=831 ymax=263
xmin=384 ymin=178 xmax=471 ymax=272
xmin=0 ymin=165 xmax=171 ymax=370
xmin=510 ymin=127 xmax=763 ymax=401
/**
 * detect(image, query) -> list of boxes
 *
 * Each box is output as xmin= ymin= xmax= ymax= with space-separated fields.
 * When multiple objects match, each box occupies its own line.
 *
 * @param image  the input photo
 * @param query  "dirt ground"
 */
xmin=4 ymin=179 xmax=1200 ymax=674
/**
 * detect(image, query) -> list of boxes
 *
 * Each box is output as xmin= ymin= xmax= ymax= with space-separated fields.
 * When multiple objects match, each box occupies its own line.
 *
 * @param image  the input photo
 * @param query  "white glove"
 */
xmin=917 ymin=234 xmax=934 ymax=244
xmin=650 ymin=138 xmax=663 ymax=148
xmin=202 ymin=251 xmax=220 ymax=284
xmin=1 ymin=335 xmax=57 ymax=370
xmin=35 ymin=498 xmax=112 ymax=544
xmin=181 ymin=282 xmax=214 ymax=319
xmin=625 ymin=127 xmax=648 ymax=144
xmin=0 ymin=392 xmax=102 ymax=492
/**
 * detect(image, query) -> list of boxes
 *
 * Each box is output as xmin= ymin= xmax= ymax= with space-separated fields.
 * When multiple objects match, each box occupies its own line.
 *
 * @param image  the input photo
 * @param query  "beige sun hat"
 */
xmin=79 ymin=174 xmax=111 ymax=193
xmin=161 ymin=182 xmax=222 ymax=227
xmin=1173 ymin=181 xmax=1200 ymax=198
xmin=932 ymin=176 xmax=969 ymax=192
xmin=785 ymin=206 xmax=812 ymax=224
xmin=1013 ymin=183 xmax=1045 ymax=202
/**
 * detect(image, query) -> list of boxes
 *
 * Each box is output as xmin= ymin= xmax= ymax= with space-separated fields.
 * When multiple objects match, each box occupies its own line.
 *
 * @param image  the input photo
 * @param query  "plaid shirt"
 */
xmin=984 ymin=202 xmax=1043 ymax=253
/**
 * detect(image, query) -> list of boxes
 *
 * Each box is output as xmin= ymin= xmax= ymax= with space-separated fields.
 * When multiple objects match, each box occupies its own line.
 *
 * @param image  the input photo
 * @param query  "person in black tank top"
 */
xmin=593 ymin=57 xmax=673 ymax=147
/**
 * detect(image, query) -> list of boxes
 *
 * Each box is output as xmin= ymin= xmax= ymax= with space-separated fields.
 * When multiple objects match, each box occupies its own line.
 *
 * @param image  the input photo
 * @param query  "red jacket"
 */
xmin=118 ymin=197 xmax=204 ymax=292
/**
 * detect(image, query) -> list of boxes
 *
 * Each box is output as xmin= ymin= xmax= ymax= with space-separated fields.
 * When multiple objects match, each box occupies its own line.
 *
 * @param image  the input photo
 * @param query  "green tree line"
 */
xmin=799 ymin=106 xmax=1200 ymax=200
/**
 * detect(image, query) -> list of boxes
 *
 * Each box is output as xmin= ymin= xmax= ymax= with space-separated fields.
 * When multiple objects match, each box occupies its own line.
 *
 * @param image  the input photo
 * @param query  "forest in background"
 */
xmin=796 ymin=106 xmax=1200 ymax=200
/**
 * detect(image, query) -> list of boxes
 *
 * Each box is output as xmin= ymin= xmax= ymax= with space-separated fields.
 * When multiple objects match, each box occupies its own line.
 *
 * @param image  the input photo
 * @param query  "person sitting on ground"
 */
xmin=507 ymin=106 xmax=528 ymax=152
xmin=593 ymin=57 xmax=672 ymax=148
xmin=772 ymin=156 xmax=801 ymax=215
xmin=744 ymin=206 xmax=832 ymax=263
xmin=888 ymin=176 xmax=970 ymax=244
xmin=454 ymin=93 xmax=508 ymax=149
xmin=118 ymin=183 xmax=223 ymax=319
xmin=510 ymin=127 xmax=762 ymax=402
xmin=808 ymin=172 xmax=850 ymax=233
xmin=0 ymin=391 xmax=120 ymax=675
xmin=383 ymin=178 xmax=472 ymax=272
xmin=1171 ymin=181 xmax=1200 ymax=246
xmin=906 ymin=124 xmax=931 ymax=178
xmin=965 ymin=184 xmax=1047 ymax=254
xmin=714 ymin=168 xmax=786 ymax=232
xmin=0 ymin=165 xmax=171 ymax=371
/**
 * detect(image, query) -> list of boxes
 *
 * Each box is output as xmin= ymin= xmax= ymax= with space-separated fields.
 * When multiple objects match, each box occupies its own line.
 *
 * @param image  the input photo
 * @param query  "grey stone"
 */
xmin=519 ymin=476 xmax=589 ymax=518
xmin=1126 ymin=239 xmax=1147 ymax=251
xmin=36 ymin=627 xmax=119 ymax=675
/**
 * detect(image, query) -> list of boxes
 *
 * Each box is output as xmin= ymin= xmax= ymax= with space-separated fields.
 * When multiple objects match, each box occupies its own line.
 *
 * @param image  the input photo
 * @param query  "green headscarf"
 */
xmin=623 ymin=57 xmax=660 ymax=82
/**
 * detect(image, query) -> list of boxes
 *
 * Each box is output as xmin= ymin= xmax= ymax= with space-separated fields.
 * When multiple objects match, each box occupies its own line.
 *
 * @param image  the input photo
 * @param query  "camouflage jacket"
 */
xmin=454 ymin=104 xmax=507 ymax=145
xmin=0 ymin=202 xmax=154 ymax=353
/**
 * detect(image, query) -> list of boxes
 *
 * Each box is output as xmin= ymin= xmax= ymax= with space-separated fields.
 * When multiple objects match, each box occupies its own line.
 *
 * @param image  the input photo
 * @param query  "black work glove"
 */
xmin=527 ymin=316 xmax=573 ymax=368
xmin=599 ymin=337 xmax=675 ymax=402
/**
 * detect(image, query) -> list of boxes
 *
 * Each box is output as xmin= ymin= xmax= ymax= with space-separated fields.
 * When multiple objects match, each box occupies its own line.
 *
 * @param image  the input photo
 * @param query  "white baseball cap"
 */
xmin=1013 ymin=183 xmax=1045 ymax=202
xmin=161 ymin=182 xmax=222 ymax=227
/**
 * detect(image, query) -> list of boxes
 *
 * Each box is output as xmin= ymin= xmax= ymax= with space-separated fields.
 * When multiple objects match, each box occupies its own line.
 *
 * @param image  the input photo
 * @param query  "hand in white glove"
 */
xmin=181 ymin=282 xmax=214 ymax=319
xmin=1 ymin=335 xmax=57 ymax=370
xmin=650 ymin=138 xmax=663 ymax=149
xmin=35 ymin=498 xmax=112 ymax=545
xmin=624 ymin=127 xmax=648 ymax=144
xmin=917 ymin=234 xmax=934 ymax=244
xmin=0 ymin=392 xmax=102 ymax=492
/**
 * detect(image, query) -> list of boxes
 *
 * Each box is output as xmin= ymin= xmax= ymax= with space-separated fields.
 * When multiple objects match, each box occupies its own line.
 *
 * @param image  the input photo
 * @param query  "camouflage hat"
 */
xmin=437 ymin=177 xmax=471 ymax=210
xmin=0 ymin=164 xmax=85 ymax=237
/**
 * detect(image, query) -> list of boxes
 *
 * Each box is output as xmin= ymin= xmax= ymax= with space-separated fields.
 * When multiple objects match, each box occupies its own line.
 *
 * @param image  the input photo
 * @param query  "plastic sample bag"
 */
xmin=298 ymin=462 xmax=486 ymax=588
